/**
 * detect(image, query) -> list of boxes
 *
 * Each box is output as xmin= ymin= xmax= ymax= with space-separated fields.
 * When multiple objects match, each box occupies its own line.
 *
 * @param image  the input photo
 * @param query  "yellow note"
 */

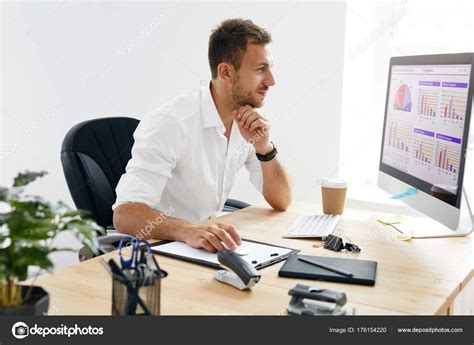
xmin=376 ymin=216 xmax=412 ymax=241
xmin=390 ymin=232 xmax=413 ymax=241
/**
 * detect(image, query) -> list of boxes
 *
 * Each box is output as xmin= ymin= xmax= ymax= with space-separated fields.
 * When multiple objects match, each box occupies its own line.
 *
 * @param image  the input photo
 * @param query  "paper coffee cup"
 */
xmin=318 ymin=178 xmax=348 ymax=215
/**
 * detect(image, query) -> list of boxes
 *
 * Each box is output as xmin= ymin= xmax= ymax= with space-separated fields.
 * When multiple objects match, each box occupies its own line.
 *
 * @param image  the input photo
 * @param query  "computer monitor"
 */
xmin=378 ymin=53 xmax=474 ymax=238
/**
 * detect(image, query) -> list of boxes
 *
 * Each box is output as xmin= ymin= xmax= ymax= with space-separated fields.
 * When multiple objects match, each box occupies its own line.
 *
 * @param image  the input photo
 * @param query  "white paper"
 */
xmin=151 ymin=240 xmax=294 ymax=267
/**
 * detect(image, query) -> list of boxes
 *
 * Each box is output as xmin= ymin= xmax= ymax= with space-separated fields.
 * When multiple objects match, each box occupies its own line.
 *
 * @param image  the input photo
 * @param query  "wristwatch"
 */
xmin=256 ymin=142 xmax=278 ymax=162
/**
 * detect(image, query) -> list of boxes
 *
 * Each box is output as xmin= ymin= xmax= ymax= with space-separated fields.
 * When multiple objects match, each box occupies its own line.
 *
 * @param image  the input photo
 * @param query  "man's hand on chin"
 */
xmin=232 ymin=105 xmax=273 ymax=154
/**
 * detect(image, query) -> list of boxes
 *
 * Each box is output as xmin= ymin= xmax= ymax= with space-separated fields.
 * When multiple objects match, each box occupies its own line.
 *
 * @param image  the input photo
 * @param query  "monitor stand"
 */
xmin=391 ymin=188 xmax=473 ymax=239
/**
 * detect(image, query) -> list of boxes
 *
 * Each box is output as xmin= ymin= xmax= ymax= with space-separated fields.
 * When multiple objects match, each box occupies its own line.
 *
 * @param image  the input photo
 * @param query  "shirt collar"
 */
xmin=200 ymin=80 xmax=225 ymax=131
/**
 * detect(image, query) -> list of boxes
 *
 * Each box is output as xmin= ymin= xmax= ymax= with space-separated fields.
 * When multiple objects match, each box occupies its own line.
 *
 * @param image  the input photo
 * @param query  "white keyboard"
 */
xmin=283 ymin=214 xmax=341 ymax=238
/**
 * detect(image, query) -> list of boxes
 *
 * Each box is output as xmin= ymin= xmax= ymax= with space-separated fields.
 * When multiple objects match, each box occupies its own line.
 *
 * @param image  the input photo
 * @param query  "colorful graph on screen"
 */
xmin=382 ymin=63 xmax=470 ymax=189
xmin=440 ymin=82 xmax=468 ymax=121
xmin=386 ymin=120 xmax=411 ymax=152
xmin=417 ymin=81 xmax=439 ymax=117
xmin=413 ymin=129 xmax=434 ymax=164
xmin=394 ymin=83 xmax=412 ymax=112
xmin=435 ymin=135 xmax=461 ymax=174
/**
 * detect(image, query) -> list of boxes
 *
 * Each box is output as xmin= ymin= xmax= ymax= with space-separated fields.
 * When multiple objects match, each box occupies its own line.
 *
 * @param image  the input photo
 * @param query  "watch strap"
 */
xmin=256 ymin=142 xmax=278 ymax=162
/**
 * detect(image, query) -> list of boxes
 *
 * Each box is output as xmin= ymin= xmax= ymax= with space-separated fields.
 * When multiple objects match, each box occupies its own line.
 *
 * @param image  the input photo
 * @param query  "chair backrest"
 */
xmin=60 ymin=117 xmax=139 ymax=227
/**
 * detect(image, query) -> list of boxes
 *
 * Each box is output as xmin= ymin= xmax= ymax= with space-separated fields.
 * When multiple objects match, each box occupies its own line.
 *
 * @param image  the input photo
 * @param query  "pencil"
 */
xmin=298 ymin=257 xmax=354 ymax=277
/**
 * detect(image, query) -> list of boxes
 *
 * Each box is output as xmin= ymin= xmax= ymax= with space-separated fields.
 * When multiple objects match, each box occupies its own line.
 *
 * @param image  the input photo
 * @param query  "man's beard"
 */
xmin=231 ymin=77 xmax=260 ymax=108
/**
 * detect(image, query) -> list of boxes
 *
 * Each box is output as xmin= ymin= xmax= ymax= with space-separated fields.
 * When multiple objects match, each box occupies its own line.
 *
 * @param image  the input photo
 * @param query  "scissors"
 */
xmin=118 ymin=237 xmax=151 ymax=270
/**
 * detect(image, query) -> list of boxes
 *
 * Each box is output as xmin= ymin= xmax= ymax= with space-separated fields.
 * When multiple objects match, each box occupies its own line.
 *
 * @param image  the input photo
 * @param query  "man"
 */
xmin=113 ymin=18 xmax=292 ymax=252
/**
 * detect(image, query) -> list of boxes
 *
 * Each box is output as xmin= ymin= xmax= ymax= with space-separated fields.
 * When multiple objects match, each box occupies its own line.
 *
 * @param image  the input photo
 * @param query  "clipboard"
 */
xmin=151 ymin=239 xmax=299 ymax=270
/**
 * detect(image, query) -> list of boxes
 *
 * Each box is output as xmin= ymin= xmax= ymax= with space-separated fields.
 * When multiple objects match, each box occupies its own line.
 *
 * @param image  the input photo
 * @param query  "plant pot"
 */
xmin=0 ymin=286 xmax=49 ymax=315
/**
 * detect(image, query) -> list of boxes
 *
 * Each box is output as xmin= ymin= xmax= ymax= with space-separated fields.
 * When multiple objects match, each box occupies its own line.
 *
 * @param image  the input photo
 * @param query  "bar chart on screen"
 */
xmin=410 ymin=128 xmax=435 ymax=181
xmin=386 ymin=119 xmax=412 ymax=152
xmin=413 ymin=129 xmax=434 ymax=164
xmin=435 ymin=137 xmax=461 ymax=183
xmin=440 ymin=82 xmax=468 ymax=124
xmin=417 ymin=81 xmax=439 ymax=123
xmin=383 ymin=117 xmax=413 ymax=171
xmin=382 ymin=60 xmax=472 ymax=201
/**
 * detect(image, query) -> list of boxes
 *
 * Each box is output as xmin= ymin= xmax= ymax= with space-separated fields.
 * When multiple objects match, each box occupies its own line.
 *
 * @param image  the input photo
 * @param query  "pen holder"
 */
xmin=111 ymin=269 xmax=167 ymax=316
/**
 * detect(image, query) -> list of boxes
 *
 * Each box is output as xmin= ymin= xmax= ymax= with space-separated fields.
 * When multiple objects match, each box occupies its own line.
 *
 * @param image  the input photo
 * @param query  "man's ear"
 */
xmin=217 ymin=62 xmax=236 ymax=84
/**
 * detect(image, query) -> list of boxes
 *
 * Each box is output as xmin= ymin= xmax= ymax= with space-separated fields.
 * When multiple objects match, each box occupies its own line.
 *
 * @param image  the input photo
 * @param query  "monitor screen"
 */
xmin=380 ymin=55 xmax=473 ymax=208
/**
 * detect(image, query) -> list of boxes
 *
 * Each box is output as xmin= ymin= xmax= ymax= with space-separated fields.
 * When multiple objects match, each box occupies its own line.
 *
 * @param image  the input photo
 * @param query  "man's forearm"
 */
xmin=260 ymin=156 xmax=293 ymax=211
xmin=113 ymin=202 xmax=243 ymax=252
xmin=113 ymin=202 xmax=193 ymax=241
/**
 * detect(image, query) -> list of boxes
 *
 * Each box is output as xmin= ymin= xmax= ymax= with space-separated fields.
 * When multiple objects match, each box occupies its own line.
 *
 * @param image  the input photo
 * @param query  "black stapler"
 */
xmin=215 ymin=249 xmax=261 ymax=290
xmin=286 ymin=284 xmax=347 ymax=315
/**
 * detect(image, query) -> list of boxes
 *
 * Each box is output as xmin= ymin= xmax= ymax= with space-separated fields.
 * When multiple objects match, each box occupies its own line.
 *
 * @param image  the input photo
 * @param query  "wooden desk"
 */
xmin=28 ymin=202 xmax=473 ymax=315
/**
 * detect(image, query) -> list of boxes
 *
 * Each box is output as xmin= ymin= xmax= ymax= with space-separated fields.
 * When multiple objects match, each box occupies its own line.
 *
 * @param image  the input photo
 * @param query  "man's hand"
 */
xmin=233 ymin=105 xmax=273 ymax=154
xmin=184 ymin=223 xmax=242 ymax=253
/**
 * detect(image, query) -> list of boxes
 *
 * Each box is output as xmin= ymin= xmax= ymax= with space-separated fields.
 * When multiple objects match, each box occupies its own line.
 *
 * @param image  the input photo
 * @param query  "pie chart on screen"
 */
xmin=394 ymin=83 xmax=412 ymax=112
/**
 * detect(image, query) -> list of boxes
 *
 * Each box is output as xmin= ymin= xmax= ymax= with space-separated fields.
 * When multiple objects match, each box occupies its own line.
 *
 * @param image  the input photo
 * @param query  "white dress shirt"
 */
xmin=112 ymin=81 xmax=263 ymax=222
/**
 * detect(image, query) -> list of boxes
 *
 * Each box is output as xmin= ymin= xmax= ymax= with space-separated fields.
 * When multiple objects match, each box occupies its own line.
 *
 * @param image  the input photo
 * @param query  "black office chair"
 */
xmin=60 ymin=117 xmax=250 ymax=260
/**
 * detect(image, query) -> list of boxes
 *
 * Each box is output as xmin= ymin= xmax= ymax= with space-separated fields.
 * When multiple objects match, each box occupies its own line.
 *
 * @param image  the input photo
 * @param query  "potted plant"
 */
xmin=0 ymin=171 xmax=104 ymax=315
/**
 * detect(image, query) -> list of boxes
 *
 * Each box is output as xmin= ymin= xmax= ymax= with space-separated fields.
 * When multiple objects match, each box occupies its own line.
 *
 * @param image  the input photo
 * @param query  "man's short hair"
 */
xmin=208 ymin=18 xmax=272 ymax=79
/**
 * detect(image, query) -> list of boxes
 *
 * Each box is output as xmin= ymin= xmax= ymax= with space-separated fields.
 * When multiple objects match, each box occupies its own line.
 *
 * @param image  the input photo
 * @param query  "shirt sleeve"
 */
xmin=244 ymin=144 xmax=263 ymax=193
xmin=112 ymin=111 xmax=186 ymax=211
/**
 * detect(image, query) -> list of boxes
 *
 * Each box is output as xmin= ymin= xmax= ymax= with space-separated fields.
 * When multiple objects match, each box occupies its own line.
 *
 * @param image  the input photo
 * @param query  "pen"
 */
xmin=106 ymin=259 xmax=152 ymax=315
xmin=298 ymin=257 xmax=354 ymax=278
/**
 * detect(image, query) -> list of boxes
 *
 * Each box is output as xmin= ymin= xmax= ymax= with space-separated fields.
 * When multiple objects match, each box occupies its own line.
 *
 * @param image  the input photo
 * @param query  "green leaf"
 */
xmin=11 ymin=245 xmax=53 ymax=281
xmin=48 ymin=247 xmax=76 ymax=253
xmin=67 ymin=222 xmax=101 ymax=255
xmin=9 ymin=199 xmax=53 ymax=219
xmin=0 ymin=187 xmax=8 ymax=201
xmin=13 ymin=171 xmax=47 ymax=187
xmin=0 ymin=251 xmax=8 ymax=279
xmin=7 ymin=213 xmax=57 ymax=241
xmin=0 ymin=170 xmax=104 ymax=288
xmin=62 ymin=209 xmax=91 ymax=218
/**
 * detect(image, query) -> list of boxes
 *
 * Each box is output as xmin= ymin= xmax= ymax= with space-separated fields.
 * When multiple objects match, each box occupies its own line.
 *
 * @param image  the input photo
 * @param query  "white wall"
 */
xmin=340 ymin=0 xmax=474 ymax=187
xmin=1 ymin=1 xmax=346 ymax=268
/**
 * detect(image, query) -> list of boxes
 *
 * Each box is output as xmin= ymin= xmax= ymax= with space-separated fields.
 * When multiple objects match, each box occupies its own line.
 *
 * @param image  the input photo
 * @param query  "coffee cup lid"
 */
xmin=318 ymin=178 xmax=347 ymax=189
